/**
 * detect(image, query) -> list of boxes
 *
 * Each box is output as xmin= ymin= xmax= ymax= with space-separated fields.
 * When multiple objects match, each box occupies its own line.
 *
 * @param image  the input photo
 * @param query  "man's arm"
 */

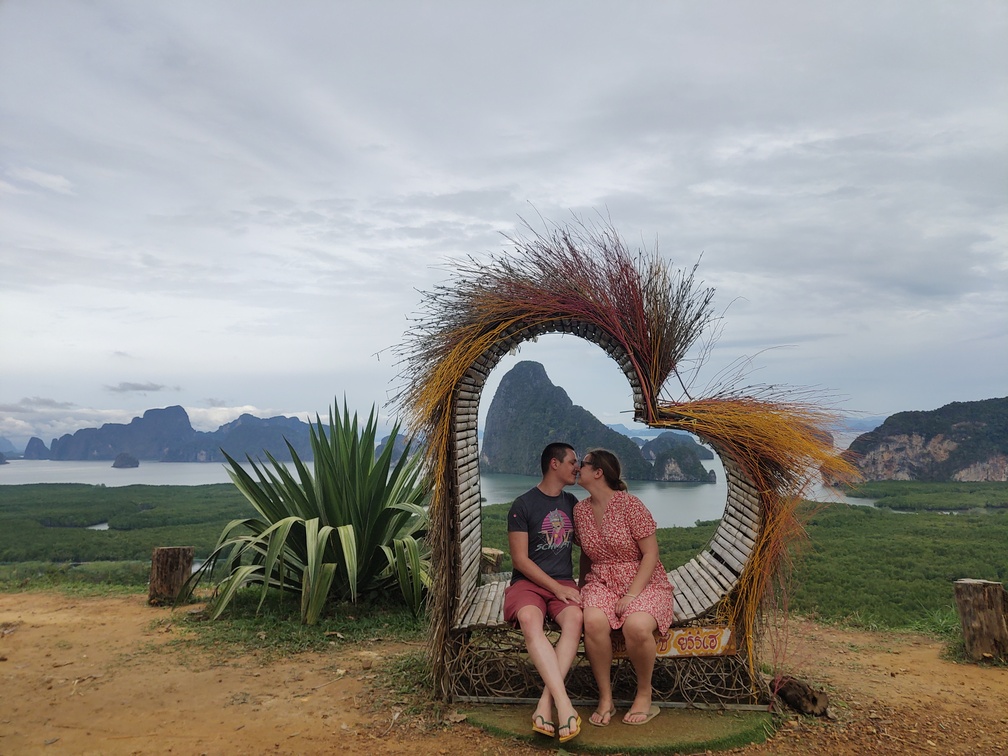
xmin=508 ymin=531 xmax=581 ymax=604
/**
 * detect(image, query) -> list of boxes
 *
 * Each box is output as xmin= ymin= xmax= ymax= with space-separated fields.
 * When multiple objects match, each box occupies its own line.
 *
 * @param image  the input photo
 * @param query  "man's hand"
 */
xmin=555 ymin=584 xmax=582 ymax=604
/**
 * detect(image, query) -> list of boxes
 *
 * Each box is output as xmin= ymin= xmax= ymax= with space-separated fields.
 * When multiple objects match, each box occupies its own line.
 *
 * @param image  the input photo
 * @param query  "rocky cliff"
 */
xmin=847 ymin=397 xmax=1008 ymax=482
xmin=480 ymin=361 xmax=714 ymax=482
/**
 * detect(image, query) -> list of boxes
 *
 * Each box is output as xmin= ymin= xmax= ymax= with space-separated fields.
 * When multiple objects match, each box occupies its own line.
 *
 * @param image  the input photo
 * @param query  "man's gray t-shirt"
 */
xmin=507 ymin=486 xmax=578 ymax=584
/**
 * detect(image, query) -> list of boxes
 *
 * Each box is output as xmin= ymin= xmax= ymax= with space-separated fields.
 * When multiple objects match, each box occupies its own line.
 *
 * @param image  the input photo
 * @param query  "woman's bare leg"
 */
xmin=582 ymin=606 xmax=616 ymax=725
xmin=622 ymin=611 xmax=658 ymax=723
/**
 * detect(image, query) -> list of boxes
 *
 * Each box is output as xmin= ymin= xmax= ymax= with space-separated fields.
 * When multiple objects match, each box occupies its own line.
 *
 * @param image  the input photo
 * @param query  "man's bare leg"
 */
xmin=516 ymin=604 xmax=581 ymax=736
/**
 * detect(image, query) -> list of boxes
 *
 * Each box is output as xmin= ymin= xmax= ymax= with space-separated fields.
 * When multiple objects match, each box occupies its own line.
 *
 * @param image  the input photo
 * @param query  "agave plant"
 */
xmin=181 ymin=402 xmax=431 ymax=624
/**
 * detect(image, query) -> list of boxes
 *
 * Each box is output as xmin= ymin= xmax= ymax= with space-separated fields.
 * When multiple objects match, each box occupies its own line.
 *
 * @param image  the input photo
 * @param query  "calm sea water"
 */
xmin=0 ymin=457 xmax=867 ymax=529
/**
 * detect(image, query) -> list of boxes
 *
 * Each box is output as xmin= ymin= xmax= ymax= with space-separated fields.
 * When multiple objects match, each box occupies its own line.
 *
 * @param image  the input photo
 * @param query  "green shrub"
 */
xmin=182 ymin=403 xmax=431 ymax=624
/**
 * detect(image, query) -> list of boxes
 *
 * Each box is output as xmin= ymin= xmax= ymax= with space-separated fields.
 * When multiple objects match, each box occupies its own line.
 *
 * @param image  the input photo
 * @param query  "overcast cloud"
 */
xmin=1 ymin=1 xmax=1005 ymax=449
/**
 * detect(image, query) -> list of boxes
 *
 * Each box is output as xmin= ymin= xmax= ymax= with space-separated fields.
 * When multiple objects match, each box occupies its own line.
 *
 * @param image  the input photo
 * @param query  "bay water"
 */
xmin=0 ymin=457 xmax=868 ymax=529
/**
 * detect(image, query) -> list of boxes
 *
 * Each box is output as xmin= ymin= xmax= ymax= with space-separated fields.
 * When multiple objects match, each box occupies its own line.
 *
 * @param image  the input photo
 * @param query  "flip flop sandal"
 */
xmin=589 ymin=706 xmax=616 ymax=727
xmin=531 ymin=714 xmax=554 ymax=737
xmin=623 ymin=703 xmax=660 ymax=726
xmin=558 ymin=714 xmax=582 ymax=743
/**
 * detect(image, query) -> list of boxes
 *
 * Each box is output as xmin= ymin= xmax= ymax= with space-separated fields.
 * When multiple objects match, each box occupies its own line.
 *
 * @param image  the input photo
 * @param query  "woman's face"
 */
xmin=579 ymin=455 xmax=603 ymax=488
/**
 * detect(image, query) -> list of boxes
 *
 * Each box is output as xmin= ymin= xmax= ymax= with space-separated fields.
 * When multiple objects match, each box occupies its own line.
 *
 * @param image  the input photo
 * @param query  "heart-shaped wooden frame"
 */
xmin=395 ymin=221 xmax=857 ymax=697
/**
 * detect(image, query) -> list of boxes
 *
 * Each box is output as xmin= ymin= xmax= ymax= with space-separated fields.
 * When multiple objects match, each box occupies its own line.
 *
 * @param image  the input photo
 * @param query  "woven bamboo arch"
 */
xmin=449 ymin=319 xmax=761 ymax=626
xmin=395 ymin=220 xmax=858 ymax=701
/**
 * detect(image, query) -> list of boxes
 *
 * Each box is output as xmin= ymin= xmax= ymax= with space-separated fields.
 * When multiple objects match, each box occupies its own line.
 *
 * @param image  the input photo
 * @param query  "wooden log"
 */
xmin=148 ymin=546 xmax=195 ymax=605
xmin=953 ymin=578 xmax=1008 ymax=662
xmin=480 ymin=547 xmax=504 ymax=574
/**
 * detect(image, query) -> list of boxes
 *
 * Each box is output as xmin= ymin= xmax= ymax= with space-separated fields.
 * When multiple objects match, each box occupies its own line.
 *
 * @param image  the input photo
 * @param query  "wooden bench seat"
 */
xmin=455 ymin=557 xmax=736 ymax=634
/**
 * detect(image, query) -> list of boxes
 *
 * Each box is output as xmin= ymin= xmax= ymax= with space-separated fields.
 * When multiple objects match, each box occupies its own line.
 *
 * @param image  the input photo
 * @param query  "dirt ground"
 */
xmin=1 ymin=593 xmax=1006 ymax=755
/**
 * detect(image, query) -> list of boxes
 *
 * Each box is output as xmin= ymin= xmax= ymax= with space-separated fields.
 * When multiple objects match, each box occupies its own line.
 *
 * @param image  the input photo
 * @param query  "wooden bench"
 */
xmin=444 ymin=454 xmax=766 ymax=706
xmin=456 ymin=456 xmax=760 ymax=634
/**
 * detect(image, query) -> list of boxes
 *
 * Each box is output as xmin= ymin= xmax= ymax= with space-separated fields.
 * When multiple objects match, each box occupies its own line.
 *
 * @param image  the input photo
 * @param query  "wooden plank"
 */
xmin=459 ymin=530 xmax=480 ymax=555
xmin=468 ymin=583 xmax=493 ymax=628
xmin=674 ymin=565 xmax=712 ymax=614
xmin=717 ymin=527 xmax=752 ymax=566
xmin=461 ymin=499 xmax=483 ymax=528
xmin=458 ymin=592 xmax=483 ymax=628
xmin=730 ymin=490 xmax=762 ymax=523
xmin=708 ymin=537 xmax=745 ymax=575
xmin=454 ymin=438 xmax=478 ymax=453
xmin=666 ymin=568 xmax=690 ymax=614
xmin=721 ymin=504 xmax=758 ymax=540
xmin=460 ymin=532 xmax=483 ymax=565
xmin=695 ymin=552 xmax=736 ymax=592
xmin=667 ymin=568 xmax=699 ymax=617
xmin=711 ymin=531 xmax=747 ymax=572
xmin=479 ymin=582 xmax=506 ymax=627
xmin=491 ymin=586 xmax=506 ymax=624
xmin=684 ymin=557 xmax=726 ymax=601
xmin=700 ymin=549 xmax=740 ymax=585
xmin=677 ymin=563 xmax=717 ymax=611
xmin=725 ymin=497 xmax=760 ymax=532
xmin=729 ymin=472 xmax=761 ymax=501
xmin=718 ymin=517 xmax=756 ymax=553
xmin=722 ymin=508 xmax=758 ymax=542
xmin=459 ymin=560 xmax=480 ymax=599
xmin=458 ymin=507 xmax=482 ymax=537
xmin=719 ymin=513 xmax=756 ymax=548
xmin=473 ymin=586 xmax=495 ymax=627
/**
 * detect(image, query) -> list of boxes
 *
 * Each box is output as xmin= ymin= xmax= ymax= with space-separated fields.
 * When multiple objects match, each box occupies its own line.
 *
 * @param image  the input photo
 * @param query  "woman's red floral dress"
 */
xmin=574 ymin=490 xmax=675 ymax=633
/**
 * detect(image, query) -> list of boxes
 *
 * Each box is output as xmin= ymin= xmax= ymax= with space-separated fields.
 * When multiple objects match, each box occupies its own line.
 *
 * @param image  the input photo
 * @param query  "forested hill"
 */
xmin=848 ymin=397 xmax=1008 ymax=482
xmin=479 ymin=361 xmax=713 ymax=482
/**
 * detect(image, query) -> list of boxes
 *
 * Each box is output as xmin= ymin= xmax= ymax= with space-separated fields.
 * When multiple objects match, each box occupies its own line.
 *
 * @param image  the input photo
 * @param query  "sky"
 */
xmin=1 ymin=1 xmax=1006 ymax=450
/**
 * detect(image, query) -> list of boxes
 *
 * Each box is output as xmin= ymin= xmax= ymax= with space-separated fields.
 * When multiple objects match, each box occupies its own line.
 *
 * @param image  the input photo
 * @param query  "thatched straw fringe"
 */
xmin=393 ymin=218 xmax=860 ymax=698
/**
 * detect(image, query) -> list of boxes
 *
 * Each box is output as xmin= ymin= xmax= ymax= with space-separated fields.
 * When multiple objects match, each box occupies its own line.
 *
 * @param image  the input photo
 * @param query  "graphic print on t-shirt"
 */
xmin=537 ymin=508 xmax=574 ymax=550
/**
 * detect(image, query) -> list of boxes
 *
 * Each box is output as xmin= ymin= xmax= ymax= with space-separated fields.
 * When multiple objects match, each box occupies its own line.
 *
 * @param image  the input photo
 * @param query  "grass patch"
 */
xmin=169 ymin=587 xmax=426 ymax=663
xmin=0 ymin=560 xmax=150 ymax=595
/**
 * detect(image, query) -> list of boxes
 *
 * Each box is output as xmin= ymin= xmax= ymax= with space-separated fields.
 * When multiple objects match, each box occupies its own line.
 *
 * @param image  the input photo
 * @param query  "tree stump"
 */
xmin=480 ymin=547 xmax=504 ymax=574
xmin=953 ymin=578 xmax=1008 ymax=662
xmin=148 ymin=546 xmax=195 ymax=606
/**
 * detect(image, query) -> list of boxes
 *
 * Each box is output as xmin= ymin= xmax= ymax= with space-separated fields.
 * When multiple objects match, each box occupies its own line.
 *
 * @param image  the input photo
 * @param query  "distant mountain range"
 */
xmin=19 ymin=406 xmax=314 ymax=463
xmin=4 ymin=388 xmax=1005 ymax=483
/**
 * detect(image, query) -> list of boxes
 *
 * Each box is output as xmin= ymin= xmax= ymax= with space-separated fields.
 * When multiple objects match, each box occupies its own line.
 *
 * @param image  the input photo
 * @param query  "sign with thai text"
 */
xmin=611 ymin=626 xmax=735 ymax=658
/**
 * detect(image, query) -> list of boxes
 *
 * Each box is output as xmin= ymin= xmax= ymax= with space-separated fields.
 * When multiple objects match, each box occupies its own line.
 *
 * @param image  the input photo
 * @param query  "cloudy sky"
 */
xmin=2 ymin=1 xmax=1006 ymax=450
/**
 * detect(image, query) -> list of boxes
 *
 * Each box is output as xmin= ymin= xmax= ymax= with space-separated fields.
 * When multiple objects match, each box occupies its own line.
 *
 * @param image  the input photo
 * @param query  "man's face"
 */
xmin=557 ymin=449 xmax=580 ymax=486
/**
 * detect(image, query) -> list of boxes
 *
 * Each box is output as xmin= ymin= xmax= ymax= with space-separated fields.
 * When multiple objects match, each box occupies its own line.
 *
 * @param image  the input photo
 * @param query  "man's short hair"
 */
xmin=540 ymin=442 xmax=575 ymax=475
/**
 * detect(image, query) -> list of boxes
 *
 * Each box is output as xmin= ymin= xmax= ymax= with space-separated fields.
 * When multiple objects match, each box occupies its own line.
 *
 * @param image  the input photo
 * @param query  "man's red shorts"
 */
xmin=503 ymin=578 xmax=580 ymax=625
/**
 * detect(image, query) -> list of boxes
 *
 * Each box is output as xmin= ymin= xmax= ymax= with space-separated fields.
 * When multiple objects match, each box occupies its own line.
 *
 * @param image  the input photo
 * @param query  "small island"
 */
xmin=112 ymin=452 xmax=140 ymax=469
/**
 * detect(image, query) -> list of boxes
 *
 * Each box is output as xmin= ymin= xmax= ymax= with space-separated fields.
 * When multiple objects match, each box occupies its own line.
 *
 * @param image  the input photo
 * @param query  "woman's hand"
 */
xmin=615 ymin=592 xmax=637 ymax=616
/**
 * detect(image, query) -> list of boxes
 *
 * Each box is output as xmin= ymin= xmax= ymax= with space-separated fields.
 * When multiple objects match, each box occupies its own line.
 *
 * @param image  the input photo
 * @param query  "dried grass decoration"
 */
xmin=394 ymin=217 xmax=859 ymax=698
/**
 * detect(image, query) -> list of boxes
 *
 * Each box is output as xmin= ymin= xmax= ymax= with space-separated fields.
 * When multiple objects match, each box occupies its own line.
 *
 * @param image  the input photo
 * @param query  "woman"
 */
xmin=574 ymin=449 xmax=675 ymax=727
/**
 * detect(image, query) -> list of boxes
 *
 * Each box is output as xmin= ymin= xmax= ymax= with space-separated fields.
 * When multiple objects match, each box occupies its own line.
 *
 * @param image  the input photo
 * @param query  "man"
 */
xmin=503 ymin=442 xmax=583 ymax=743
